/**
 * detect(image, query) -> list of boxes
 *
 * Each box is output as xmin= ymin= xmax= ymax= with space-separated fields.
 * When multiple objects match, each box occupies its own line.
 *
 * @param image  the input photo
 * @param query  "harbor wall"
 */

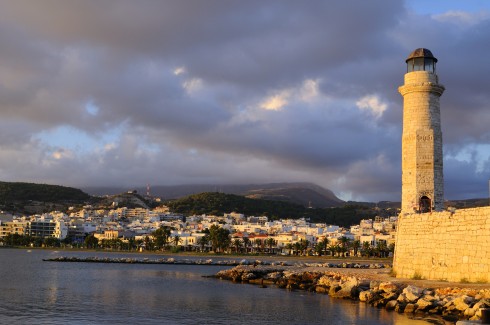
xmin=393 ymin=207 xmax=490 ymax=282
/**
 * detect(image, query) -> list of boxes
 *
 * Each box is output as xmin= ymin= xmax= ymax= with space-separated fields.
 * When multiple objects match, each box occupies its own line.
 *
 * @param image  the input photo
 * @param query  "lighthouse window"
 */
xmin=424 ymin=59 xmax=435 ymax=73
xmin=413 ymin=58 xmax=424 ymax=71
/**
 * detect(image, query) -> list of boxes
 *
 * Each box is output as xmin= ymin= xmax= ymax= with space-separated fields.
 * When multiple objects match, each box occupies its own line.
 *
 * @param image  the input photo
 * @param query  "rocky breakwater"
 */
xmin=214 ymin=265 xmax=490 ymax=323
xmin=43 ymin=256 xmax=291 ymax=266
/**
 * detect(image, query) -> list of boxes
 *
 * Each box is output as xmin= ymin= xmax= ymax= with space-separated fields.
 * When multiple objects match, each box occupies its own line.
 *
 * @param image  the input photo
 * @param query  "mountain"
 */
xmin=83 ymin=182 xmax=344 ymax=208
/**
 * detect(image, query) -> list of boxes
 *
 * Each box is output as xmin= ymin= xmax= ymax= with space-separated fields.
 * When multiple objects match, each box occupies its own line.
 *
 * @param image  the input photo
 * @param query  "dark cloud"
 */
xmin=0 ymin=0 xmax=488 ymax=201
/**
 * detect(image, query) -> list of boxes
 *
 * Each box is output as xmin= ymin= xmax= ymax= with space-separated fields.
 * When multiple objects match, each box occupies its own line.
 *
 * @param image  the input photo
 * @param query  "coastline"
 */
xmin=213 ymin=264 xmax=490 ymax=324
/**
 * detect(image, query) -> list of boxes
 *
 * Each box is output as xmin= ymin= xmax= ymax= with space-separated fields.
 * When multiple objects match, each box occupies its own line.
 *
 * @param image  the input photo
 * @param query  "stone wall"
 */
xmin=393 ymin=207 xmax=490 ymax=282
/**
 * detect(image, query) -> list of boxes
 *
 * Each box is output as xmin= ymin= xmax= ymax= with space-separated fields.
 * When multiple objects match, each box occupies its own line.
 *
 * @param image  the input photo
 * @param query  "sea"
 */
xmin=0 ymin=248 xmax=431 ymax=324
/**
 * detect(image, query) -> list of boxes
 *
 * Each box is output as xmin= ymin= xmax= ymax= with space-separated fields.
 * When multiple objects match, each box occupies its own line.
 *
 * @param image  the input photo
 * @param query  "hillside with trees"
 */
xmin=0 ymin=181 xmax=90 ymax=203
xmin=0 ymin=181 xmax=91 ymax=215
xmin=165 ymin=192 xmax=375 ymax=227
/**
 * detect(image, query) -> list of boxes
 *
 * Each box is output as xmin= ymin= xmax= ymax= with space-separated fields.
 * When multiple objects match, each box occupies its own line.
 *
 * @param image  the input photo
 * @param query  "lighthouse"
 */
xmin=399 ymin=48 xmax=445 ymax=214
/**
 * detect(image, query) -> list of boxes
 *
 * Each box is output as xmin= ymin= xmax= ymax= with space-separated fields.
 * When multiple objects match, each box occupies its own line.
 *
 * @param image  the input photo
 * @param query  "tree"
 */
xmin=242 ymin=237 xmax=251 ymax=254
xmin=43 ymin=237 xmax=60 ymax=248
xmin=299 ymin=239 xmax=310 ymax=255
xmin=232 ymin=238 xmax=242 ymax=254
xmin=266 ymin=237 xmax=277 ymax=254
xmin=352 ymin=240 xmax=361 ymax=257
xmin=314 ymin=242 xmax=324 ymax=256
xmin=197 ymin=235 xmax=209 ymax=252
xmin=338 ymin=236 xmax=351 ymax=257
xmin=144 ymin=235 xmax=154 ymax=251
xmin=208 ymin=225 xmax=230 ymax=253
xmin=328 ymin=244 xmax=338 ymax=257
xmin=317 ymin=237 xmax=329 ymax=256
xmin=172 ymin=235 xmax=182 ymax=247
xmin=388 ymin=243 xmax=395 ymax=256
xmin=285 ymin=243 xmax=293 ymax=255
xmin=254 ymin=238 xmax=263 ymax=253
xmin=293 ymin=242 xmax=302 ymax=256
xmin=376 ymin=240 xmax=388 ymax=258
xmin=361 ymin=241 xmax=372 ymax=257
xmin=153 ymin=226 xmax=171 ymax=250
xmin=84 ymin=234 xmax=99 ymax=249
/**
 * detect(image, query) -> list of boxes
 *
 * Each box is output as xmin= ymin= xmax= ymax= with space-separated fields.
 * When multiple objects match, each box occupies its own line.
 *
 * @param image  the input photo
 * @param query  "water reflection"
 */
xmin=0 ymin=249 xmax=430 ymax=324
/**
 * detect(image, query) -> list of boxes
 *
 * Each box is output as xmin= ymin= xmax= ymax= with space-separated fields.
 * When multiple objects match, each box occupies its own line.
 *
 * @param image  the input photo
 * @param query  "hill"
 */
xmin=165 ymin=192 xmax=375 ymax=227
xmin=0 ymin=181 xmax=91 ymax=215
xmin=84 ymin=182 xmax=344 ymax=208
xmin=0 ymin=181 xmax=90 ymax=203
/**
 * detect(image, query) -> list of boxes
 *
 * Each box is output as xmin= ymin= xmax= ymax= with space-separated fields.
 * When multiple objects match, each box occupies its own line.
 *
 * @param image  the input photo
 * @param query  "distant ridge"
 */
xmin=0 ymin=181 xmax=90 ymax=203
xmin=84 ymin=182 xmax=345 ymax=208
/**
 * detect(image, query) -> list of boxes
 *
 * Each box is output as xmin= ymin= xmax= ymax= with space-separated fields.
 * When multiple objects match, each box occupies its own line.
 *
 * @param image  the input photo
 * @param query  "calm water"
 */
xmin=0 ymin=249 xmax=429 ymax=324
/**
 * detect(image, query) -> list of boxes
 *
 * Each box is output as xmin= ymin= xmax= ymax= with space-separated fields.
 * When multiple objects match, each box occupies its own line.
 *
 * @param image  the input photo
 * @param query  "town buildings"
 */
xmin=0 ymin=204 xmax=397 ymax=255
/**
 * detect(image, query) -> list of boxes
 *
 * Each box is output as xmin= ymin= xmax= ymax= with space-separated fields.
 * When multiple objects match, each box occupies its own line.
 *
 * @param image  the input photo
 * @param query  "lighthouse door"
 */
xmin=419 ymin=196 xmax=431 ymax=213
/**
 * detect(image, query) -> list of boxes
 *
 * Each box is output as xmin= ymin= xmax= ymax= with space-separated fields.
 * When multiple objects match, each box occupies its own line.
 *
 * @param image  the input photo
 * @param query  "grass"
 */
xmin=412 ymin=271 xmax=424 ymax=280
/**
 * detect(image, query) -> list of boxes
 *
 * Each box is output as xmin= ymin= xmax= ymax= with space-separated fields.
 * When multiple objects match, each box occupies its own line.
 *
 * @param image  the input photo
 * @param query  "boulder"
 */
xmin=445 ymin=295 xmax=472 ymax=312
xmin=241 ymin=272 xmax=256 ymax=281
xmin=369 ymin=280 xmax=380 ymax=290
xmin=464 ymin=307 xmax=475 ymax=318
xmin=385 ymin=300 xmax=398 ymax=311
xmin=317 ymin=275 xmax=335 ymax=287
xmin=331 ymin=277 xmax=359 ymax=299
xmin=359 ymin=290 xmax=374 ymax=302
xmin=472 ymin=299 xmax=490 ymax=312
xmin=404 ymin=303 xmax=417 ymax=314
xmin=378 ymin=282 xmax=399 ymax=294
xmin=416 ymin=297 xmax=435 ymax=311
xmin=398 ymin=285 xmax=423 ymax=303
xmin=315 ymin=286 xmax=328 ymax=294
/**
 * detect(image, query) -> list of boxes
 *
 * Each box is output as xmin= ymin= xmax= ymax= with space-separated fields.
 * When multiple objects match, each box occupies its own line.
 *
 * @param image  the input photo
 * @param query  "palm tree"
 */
xmin=266 ymin=238 xmax=277 ymax=254
xmin=338 ymin=236 xmax=351 ymax=257
xmin=232 ymin=238 xmax=243 ymax=253
xmin=327 ymin=244 xmax=338 ymax=257
xmin=388 ymin=243 xmax=395 ymax=256
xmin=361 ymin=241 xmax=371 ymax=257
xmin=197 ymin=235 xmax=209 ymax=252
xmin=293 ymin=242 xmax=302 ymax=256
xmin=254 ymin=238 xmax=263 ymax=253
xmin=376 ymin=240 xmax=388 ymax=258
xmin=299 ymin=239 xmax=309 ymax=255
xmin=318 ymin=237 xmax=329 ymax=256
xmin=242 ymin=237 xmax=251 ymax=254
xmin=285 ymin=243 xmax=293 ymax=255
xmin=352 ymin=240 xmax=361 ymax=257
xmin=172 ymin=235 xmax=182 ymax=247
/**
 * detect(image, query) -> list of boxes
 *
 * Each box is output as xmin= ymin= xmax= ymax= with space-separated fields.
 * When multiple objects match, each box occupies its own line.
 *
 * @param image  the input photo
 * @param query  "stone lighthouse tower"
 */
xmin=399 ymin=48 xmax=445 ymax=214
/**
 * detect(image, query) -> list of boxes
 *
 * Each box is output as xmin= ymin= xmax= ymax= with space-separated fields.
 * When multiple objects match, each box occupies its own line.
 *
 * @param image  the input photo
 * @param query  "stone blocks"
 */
xmin=393 ymin=207 xmax=490 ymax=282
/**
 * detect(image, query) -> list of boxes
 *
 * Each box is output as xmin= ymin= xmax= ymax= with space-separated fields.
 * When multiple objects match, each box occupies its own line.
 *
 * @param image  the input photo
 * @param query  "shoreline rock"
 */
xmin=214 ymin=266 xmax=490 ymax=324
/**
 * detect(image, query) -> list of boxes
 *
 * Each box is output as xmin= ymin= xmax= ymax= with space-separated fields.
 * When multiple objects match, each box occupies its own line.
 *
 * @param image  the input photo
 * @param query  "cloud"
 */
xmin=0 ymin=1 xmax=488 ymax=202
xmin=260 ymin=92 xmax=290 ymax=111
xmin=356 ymin=95 xmax=388 ymax=118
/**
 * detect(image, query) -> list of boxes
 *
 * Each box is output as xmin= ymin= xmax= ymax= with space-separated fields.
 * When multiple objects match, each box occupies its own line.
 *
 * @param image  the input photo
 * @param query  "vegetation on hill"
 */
xmin=165 ymin=192 xmax=375 ymax=227
xmin=0 ymin=181 xmax=90 ymax=203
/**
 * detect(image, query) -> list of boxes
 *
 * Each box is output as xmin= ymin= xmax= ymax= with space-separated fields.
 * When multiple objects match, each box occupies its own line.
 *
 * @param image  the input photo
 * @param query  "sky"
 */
xmin=0 ymin=0 xmax=490 ymax=202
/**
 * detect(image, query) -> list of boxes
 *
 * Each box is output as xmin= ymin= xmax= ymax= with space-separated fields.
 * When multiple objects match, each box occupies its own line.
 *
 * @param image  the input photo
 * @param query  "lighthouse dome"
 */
xmin=406 ymin=48 xmax=437 ymax=73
